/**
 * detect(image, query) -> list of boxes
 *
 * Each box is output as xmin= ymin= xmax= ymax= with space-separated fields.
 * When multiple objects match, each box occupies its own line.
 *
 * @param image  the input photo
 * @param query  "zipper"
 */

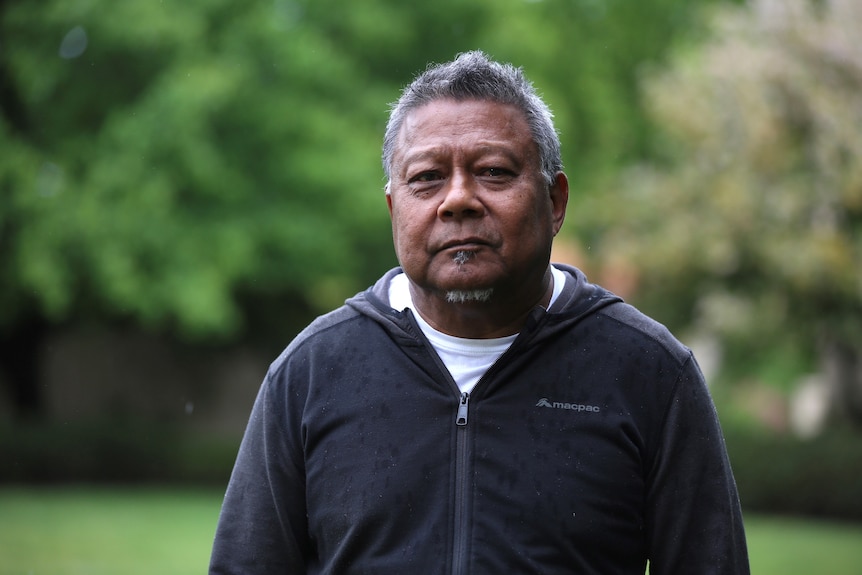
xmin=452 ymin=392 xmax=470 ymax=574
xmin=456 ymin=392 xmax=469 ymax=426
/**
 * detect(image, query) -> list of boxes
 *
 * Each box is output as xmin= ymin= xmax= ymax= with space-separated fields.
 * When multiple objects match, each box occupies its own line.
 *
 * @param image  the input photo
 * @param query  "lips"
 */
xmin=438 ymin=237 xmax=489 ymax=251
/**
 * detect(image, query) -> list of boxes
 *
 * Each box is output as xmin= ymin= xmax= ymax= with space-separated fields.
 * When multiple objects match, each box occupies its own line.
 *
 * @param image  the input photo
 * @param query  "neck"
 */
xmin=408 ymin=268 xmax=554 ymax=339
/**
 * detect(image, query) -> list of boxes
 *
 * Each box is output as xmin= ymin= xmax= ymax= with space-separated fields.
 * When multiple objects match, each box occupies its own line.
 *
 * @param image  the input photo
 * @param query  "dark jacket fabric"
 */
xmin=210 ymin=265 xmax=749 ymax=574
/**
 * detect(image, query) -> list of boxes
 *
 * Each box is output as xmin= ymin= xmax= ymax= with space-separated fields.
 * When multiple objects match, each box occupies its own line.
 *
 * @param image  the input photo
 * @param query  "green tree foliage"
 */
xmin=0 ymin=0 xmax=724 ymax=340
xmin=0 ymin=0 xmax=505 ymax=339
xmin=580 ymin=0 xmax=862 ymax=420
xmin=477 ymin=0 xmax=732 ymax=191
xmin=2 ymin=0 xmax=393 ymax=337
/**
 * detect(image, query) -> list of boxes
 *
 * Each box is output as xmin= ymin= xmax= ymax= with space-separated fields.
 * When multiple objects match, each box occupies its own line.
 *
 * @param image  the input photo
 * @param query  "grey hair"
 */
xmin=382 ymin=51 xmax=562 ymax=186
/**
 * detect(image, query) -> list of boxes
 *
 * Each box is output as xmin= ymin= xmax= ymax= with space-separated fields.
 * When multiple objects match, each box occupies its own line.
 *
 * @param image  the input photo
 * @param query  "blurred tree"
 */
xmin=0 ymin=0 xmax=730 ymax=417
xmin=578 ymin=0 xmax=862 ymax=426
xmin=479 ymin=0 xmax=737 ymax=192
xmin=0 ymin=0 xmax=491 ymax=416
xmin=2 ymin=1 xmax=393 ymax=336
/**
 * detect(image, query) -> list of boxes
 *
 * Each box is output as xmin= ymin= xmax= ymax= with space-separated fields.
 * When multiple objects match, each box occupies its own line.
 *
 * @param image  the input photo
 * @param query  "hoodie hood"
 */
xmin=345 ymin=264 xmax=622 ymax=347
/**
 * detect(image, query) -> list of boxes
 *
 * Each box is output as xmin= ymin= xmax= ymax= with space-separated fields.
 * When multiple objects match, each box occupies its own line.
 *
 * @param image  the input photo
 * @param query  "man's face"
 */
xmin=387 ymin=98 xmax=567 ymax=303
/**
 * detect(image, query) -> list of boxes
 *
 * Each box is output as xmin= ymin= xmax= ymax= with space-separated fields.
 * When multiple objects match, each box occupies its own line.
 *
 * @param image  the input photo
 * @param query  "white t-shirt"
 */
xmin=388 ymin=267 xmax=566 ymax=394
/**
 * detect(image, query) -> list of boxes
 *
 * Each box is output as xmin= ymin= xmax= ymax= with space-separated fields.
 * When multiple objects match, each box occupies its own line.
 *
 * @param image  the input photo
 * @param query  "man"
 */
xmin=210 ymin=51 xmax=749 ymax=574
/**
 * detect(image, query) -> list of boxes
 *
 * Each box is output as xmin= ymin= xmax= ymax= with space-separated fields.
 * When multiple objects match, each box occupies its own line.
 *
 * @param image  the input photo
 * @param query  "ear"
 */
xmin=549 ymin=172 xmax=569 ymax=236
xmin=385 ymin=182 xmax=394 ymax=218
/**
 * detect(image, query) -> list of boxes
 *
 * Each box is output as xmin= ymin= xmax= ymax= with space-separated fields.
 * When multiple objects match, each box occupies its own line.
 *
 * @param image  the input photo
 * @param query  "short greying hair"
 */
xmin=382 ymin=51 xmax=562 ymax=186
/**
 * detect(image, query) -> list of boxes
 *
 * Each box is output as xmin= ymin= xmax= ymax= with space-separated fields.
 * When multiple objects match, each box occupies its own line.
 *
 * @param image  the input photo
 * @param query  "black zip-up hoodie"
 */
xmin=210 ymin=265 xmax=749 ymax=574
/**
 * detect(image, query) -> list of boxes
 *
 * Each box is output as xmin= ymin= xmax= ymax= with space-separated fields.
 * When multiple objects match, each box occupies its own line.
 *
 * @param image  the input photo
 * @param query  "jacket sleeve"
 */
xmin=209 ymin=371 xmax=310 ymax=574
xmin=644 ymin=354 xmax=750 ymax=574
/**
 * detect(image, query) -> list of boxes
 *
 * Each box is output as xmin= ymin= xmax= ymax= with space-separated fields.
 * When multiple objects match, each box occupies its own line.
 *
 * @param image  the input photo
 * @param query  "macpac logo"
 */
xmin=536 ymin=398 xmax=601 ymax=413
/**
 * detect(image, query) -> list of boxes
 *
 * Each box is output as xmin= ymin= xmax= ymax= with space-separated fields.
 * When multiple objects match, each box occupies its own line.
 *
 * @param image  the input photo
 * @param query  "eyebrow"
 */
xmin=398 ymin=147 xmax=441 ymax=169
xmin=398 ymin=143 xmax=521 ymax=172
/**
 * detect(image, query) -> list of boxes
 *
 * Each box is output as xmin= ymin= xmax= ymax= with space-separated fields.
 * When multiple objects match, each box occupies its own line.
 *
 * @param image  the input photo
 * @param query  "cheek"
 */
xmin=392 ymin=202 xmax=428 ymax=239
xmin=505 ymin=200 xmax=546 ymax=233
xmin=524 ymin=196 xmax=555 ymax=230
xmin=391 ymin=217 xmax=424 ymax=261
xmin=389 ymin=202 xmax=408 ymax=236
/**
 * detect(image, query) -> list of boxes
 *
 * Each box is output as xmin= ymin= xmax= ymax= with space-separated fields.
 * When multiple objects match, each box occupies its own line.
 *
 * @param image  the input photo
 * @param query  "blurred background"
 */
xmin=1 ymin=0 xmax=861 ymax=572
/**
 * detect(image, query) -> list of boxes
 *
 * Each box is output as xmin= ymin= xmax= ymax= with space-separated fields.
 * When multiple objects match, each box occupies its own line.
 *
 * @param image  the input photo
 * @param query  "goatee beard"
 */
xmin=446 ymin=288 xmax=494 ymax=304
xmin=453 ymin=250 xmax=473 ymax=266
xmin=446 ymin=250 xmax=493 ymax=303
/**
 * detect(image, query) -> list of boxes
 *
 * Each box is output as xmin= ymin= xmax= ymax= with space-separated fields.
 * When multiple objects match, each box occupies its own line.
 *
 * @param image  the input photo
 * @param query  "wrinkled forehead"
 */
xmin=393 ymin=99 xmax=538 ymax=163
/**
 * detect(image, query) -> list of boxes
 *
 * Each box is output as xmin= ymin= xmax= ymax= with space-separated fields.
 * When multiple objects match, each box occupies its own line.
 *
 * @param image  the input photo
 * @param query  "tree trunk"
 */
xmin=823 ymin=339 xmax=862 ymax=428
xmin=0 ymin=319 xmax=46 ymax=420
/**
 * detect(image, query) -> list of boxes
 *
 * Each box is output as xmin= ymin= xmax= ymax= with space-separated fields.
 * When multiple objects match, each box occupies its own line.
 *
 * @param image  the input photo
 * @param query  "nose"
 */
xmin=437 ymin=172 xmax=485 ymax=220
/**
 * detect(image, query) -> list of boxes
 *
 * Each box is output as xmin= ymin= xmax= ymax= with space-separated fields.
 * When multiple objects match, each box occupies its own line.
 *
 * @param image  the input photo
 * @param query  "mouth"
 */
xmin=438 ymin=238 xmax=488 ymax=252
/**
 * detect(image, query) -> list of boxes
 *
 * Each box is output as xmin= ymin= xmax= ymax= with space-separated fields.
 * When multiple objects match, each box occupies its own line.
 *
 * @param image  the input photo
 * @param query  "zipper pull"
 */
xmin=456 ymin=393 xmax=469 ymax=426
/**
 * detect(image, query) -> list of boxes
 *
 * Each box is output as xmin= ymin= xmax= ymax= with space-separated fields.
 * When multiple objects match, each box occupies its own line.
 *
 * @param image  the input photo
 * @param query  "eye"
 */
xmin=409 ymin=171 xmax=441 ymax=183
xmin=404 ymin=170 xmax=444 ymax=196
xmin=480 ymin=167 xmax=516 ymax=180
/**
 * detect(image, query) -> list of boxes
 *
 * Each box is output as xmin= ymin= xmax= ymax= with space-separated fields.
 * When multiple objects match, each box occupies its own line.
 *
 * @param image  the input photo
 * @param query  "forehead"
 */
xmin=394 ymin=99 xmax=537 ymax=164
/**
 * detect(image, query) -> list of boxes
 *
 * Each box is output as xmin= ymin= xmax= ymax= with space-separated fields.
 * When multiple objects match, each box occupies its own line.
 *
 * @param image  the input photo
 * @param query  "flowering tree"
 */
xmin=580 ymin=0 xmax=862 ymax=426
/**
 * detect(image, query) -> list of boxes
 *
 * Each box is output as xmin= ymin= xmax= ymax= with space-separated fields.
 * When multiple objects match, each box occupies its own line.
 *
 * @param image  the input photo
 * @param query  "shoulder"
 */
xmin=267 ymin=304 xmax=365 ymax=376
xmin=596 ymin=301 xmax=694 ymax=368
xmin=264 ymin=276 xmax=412 ymax=377
xmin=551 ymin=264 xmax=693 ymax=367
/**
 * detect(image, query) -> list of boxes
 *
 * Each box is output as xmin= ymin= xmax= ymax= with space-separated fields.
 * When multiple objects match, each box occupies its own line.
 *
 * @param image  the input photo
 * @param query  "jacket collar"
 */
xmin=346 ymin=265 xmax=622 ymax=346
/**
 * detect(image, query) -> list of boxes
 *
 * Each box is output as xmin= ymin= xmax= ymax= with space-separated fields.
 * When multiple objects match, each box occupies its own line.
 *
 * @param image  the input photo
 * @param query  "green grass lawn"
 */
xmin=745 ymin=515 xmax=862 ymax=574
xmin=1 ymin=486 xmax=861 ymax=574
xmin=0 ymin=487 xmax=220 ymax=575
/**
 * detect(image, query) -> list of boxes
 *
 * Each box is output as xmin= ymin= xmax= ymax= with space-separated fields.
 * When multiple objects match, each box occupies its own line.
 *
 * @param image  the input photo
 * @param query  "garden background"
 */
xmin=1 ymin=0 xmax=861 ymax=572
